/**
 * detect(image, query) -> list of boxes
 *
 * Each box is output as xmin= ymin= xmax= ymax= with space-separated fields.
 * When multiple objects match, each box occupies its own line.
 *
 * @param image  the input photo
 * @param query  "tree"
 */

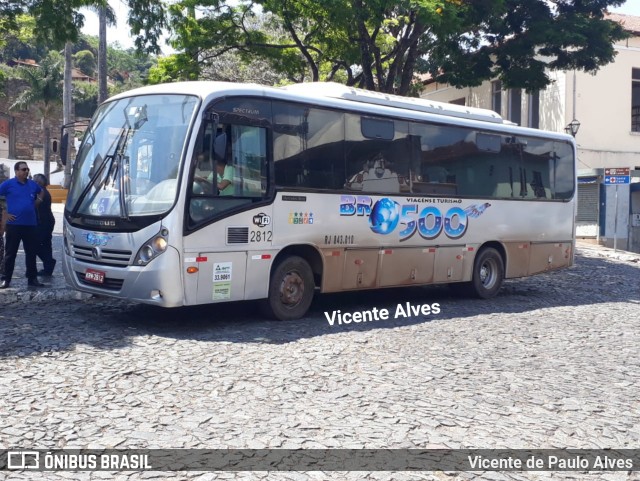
xmin=10 ymin=53 xmax=64 ymax=179
xmin=0 ymin=67 xmax=7 ymax=97
xmin=1 ymin=1 xmax=166 ymax=57
xmin=73 ymin=49 xmax=96 ymax=76
xmin=95 ymin=3 xmax=118 ymax=103
xmin=0 ymin=14 xmax=48 ymax=64
xmin=426 ymin=0 xmax=628 ymax=92
xmin=147 ymin=54 xmax=197 ymax=83
xmin=166 ymin=0 xmax=627 ymax=95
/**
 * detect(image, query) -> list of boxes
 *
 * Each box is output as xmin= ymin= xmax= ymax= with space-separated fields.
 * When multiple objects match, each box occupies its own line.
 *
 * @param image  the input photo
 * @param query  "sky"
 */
xmin=81 ymin=0 xmax=640 ymax=55
xmin=80 ymin=0 xmax=173 ymax=53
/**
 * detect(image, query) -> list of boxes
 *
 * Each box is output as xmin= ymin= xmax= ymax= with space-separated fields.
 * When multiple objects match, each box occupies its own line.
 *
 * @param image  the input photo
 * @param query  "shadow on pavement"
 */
xmin=0 ymin=250 xmax=638 ymax=358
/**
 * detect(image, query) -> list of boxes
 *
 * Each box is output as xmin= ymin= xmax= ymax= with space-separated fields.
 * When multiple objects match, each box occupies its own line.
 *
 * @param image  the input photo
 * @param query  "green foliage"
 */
xmin=74 ymin=50 xmax=96 ymax=77
xmin=80 ymin=35 xmax=156 ymax=84
xmin=125 ymin=0 xmax=167 ymax=54
xmin=72 ymin=80 xmax=98 ymax=117
xmin=427 ymin=0 xmax=629 ymax=93
xmin=166 ymin=0 xmax=629 ymax=95
xmin=9 ymin=51 xmax=63 ymax=120
xmin=167 ymin=0 xmax=463 ymax=93
xmin=0 ymin=68 xmax=6 ymax=97
xmin=147 ymin=54 xmax=197 ymax=84
xmin=0 ymin=14 xmax=48 ymax=63
xmin=0 ymin=1 xmax=167 ymax=56
xmin=0 ymin=1 xmax=28 ymax=44
xmin=23 ymin=0 xmax=104 ymax=49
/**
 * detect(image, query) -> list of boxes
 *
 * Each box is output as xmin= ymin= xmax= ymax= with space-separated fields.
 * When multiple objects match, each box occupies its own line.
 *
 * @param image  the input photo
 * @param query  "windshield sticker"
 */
xmin=97 ymin=198 xmax=110 ymax=215
xmin=340 ymin=195 xmax=490 ymax=241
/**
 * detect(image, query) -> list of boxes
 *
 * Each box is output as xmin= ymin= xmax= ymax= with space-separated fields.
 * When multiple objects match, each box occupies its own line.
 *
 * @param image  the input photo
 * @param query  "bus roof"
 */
xmin=109 ymin=81 xmax=503 ymax=124
xmin=107 ymin=82 xmax=579 ymax=144
xmin=280 ymin=82 xmax=504 ymax=124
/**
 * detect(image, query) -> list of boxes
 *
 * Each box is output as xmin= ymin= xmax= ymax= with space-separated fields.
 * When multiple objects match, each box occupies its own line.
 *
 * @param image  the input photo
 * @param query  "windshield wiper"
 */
xmin=69 ymin=129 xmax=131 ymax=219
xmin=70 ymin=101 xmax=149 ymax=220
xmin=70 ymin=100 xmax=135 ymax=218
xmin=70 ymin=152 xmax=110 ymax=218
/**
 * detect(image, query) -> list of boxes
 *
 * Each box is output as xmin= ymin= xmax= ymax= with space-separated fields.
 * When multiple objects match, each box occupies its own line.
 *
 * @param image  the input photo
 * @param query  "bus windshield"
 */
xmin=68 ymin=94 xmax=199 ymax=218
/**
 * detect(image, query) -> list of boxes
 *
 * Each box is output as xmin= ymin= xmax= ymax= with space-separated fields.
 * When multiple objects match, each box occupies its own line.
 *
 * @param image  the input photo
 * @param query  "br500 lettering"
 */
xmin=397 ymin=204 xmax=467 ymax=240
xmin=340 ymin=196 xmax=488 ymax=241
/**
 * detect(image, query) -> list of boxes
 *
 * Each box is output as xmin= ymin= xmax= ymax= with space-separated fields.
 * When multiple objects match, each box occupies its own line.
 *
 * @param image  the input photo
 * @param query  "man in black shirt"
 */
xmin=33 ymin=174 xmax=56 ymax=276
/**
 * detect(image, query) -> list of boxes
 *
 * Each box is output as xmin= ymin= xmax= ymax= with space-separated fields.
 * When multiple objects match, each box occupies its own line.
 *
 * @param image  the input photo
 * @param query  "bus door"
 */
xmin=183 ymin=111 xmax=270 ymax=305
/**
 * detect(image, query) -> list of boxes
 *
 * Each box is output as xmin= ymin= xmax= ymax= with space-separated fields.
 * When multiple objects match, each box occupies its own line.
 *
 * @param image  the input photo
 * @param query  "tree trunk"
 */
xmin=98 ymin=5 xmax=108 ymax=103
xmin=63 ymin=41 xmax=73 ymax=189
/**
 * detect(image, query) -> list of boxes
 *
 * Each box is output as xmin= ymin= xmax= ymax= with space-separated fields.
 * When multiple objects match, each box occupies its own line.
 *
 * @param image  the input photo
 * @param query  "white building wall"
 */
xmin=573 ymin=45 xmax=640 ymax=170
xmin=420 ymin=72 xmax=569 ymax=131
xmin=541 ymin=71 xmax=567 ymax=132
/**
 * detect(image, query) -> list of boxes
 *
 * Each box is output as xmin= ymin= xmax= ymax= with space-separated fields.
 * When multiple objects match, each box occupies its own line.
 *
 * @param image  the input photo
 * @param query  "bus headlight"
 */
xmin=134 ymin=228 xmax=169 ymax=266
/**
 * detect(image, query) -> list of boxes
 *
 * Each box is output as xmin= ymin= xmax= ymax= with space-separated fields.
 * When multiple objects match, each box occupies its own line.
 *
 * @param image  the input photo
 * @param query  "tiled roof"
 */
xmin=606 ymin=13 xmax=640 ymax=34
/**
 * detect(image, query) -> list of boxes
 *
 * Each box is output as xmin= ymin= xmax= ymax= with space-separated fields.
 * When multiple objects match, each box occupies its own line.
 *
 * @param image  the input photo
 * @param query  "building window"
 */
xmin=491 ymin=81 xmax=502 ymax=115
xmin=528 ymin=91 xmax=540 ymax=129
xmin=450 ymin=97 xmax=466 ymax=106
xmin=632 ymin=68 xmax=640 ymax=132
xmin=508 ymin=89 xmax=522 ymax=125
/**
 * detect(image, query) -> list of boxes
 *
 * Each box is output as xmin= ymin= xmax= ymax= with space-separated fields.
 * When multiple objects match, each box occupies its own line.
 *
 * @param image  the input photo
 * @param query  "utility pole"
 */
xmin=98 ymin=5 xmax=108 ymax=104
xmin=63 ymin=41 xmax=73 ymax=188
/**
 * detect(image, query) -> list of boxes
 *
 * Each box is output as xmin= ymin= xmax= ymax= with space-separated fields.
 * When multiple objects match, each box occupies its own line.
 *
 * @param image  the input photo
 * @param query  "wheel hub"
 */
xmin=280 ymin=272 xmax=304 ymax=306
xmin=480 ymin=260 xmax=496 ymax=288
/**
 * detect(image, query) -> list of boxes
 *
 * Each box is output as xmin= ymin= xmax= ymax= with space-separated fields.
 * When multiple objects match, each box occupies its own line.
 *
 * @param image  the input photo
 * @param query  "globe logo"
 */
xmin=369 ymin=198 xmax=400 ymax=235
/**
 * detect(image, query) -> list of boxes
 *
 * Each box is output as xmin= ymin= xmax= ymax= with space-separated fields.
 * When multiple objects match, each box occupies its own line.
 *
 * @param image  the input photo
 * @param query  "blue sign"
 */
xmin=604 ymin=176 xmax=630 ymax=185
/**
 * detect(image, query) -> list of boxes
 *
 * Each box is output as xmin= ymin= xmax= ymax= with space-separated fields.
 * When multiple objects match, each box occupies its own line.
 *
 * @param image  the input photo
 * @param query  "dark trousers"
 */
xmin=1 ymin=224 xmax=39 ymax=282
xmin=36 ymin=223 xmax=56 ymax=274
xmin=0 ymin=234 xmax=4 ymax=276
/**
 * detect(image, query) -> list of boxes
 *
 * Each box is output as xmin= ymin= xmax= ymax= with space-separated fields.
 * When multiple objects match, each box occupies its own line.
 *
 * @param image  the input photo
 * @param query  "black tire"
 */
xmin=469 ymin=247 xmax=504 ymax=299
xmin=261 ymin=256 xmax=315 ymax=321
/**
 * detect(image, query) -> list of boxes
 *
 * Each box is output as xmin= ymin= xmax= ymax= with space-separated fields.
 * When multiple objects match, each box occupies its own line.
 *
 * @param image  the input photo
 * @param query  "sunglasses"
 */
xmin=18 ymin=167 xmax=30 ymax=172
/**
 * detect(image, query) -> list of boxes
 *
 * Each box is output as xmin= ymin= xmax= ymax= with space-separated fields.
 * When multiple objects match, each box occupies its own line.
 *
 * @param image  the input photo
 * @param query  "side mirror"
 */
xmin=60 ymin=132 xmax=69 ymax=166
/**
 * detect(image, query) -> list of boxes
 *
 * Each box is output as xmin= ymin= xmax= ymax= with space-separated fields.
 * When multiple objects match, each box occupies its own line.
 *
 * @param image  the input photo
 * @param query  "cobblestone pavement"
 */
xmin=1 ymin=229 xmax=639 ymax=480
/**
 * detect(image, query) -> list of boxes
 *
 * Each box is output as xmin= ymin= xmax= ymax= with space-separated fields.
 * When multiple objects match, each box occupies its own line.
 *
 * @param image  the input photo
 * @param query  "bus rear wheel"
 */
xmin=262 ymin=256 xmax=315 ymax=321
xmin=470 ymin=247 xmax=504 ymax=299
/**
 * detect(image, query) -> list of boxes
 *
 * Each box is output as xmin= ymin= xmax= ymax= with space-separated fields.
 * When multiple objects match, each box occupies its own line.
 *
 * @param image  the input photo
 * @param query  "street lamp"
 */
xmin=565 ymin=118 xmax=581 ymax=137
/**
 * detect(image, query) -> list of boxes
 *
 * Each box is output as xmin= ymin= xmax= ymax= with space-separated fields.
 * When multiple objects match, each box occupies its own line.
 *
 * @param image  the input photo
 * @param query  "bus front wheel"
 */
xmin=262 ymin=256 xmax=315 ymax=321
xmin=470 ymin=247 xmax=504 ymax=299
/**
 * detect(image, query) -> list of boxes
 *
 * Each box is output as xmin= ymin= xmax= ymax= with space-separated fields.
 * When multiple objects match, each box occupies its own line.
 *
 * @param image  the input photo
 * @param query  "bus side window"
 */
xmin=273 ymin=102 xmax=345 ymax=191
xmin=230 ymin=125 xmax=266 ymax=197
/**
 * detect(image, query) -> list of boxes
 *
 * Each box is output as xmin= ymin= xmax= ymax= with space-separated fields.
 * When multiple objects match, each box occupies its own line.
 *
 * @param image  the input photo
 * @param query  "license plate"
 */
xmin=85 ymin=268 xmax=105 ymax=284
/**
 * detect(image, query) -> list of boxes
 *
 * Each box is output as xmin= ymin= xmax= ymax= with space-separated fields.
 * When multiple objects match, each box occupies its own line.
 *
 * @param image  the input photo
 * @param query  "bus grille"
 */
xmin=227 ymin=227 xmax=249 ymax=244
xmin=72 ymin=244 xmax=133 ymax=267
xmin=76 ymin=272 xmax=124 ymax=291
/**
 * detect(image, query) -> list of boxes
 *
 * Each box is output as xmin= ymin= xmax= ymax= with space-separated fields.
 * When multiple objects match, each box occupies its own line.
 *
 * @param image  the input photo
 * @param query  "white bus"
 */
xmin=62 ymin=82 xmax=576 ymax=320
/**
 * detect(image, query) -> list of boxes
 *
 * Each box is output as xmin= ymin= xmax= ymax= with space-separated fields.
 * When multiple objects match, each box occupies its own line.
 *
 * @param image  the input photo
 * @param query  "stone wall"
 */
xmin=0 ymin=77 xmax=63 ymax=160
